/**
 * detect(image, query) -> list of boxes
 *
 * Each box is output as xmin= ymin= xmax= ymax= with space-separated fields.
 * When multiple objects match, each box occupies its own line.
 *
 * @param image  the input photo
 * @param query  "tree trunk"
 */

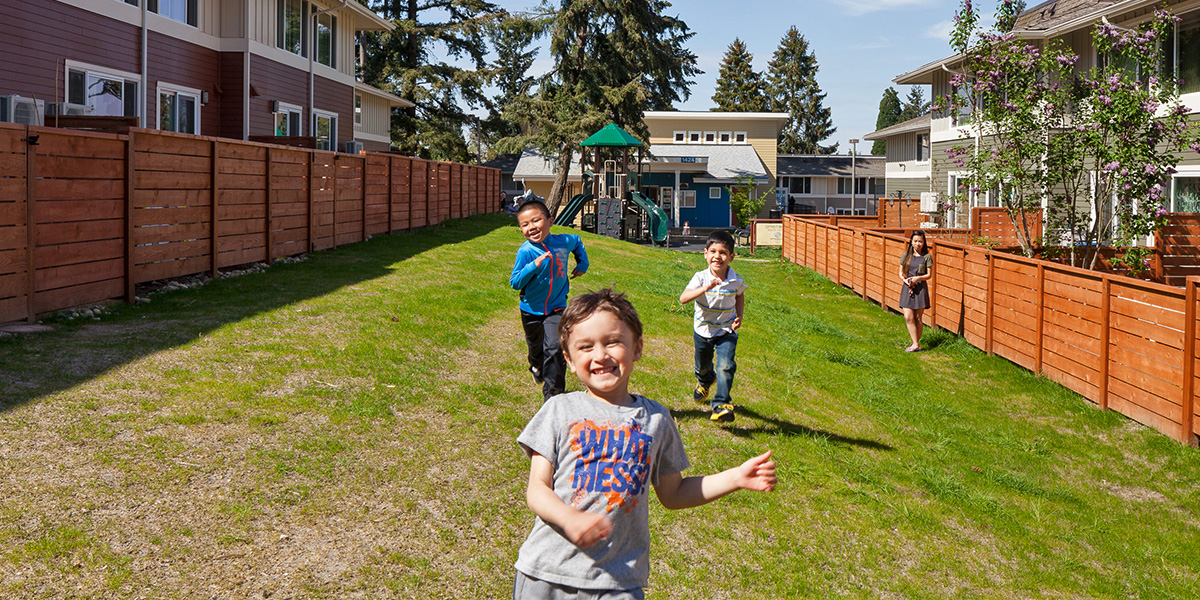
xmin=546 ymin=145 xmax=573 ymax=218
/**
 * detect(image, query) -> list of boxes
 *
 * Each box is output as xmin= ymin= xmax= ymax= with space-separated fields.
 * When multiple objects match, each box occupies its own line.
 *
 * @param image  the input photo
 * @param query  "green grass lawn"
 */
xmin=1 ymin=213 xmax=1197 ymax=599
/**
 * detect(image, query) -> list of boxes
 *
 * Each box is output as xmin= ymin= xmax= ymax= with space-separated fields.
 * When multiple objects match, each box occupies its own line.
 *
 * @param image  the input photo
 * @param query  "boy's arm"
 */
xmin=526 ymin=453 xmax=613 ymax=548
xmin=570 ymin=237 xmax=589 ymax=278
xmin=510 ymin=248 xmax=551 ymax=291
xmin=653 ymin=450 xmax=776 ymax=510
xmin=679 ymin=277 xmax=721 ymax=305
xmin=731 ymin=292 xmax=745 ymax=331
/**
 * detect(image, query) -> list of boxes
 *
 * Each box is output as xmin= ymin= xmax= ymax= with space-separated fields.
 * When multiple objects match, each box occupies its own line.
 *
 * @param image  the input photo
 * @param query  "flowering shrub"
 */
xmin=937 ymin=1 xmax=1200 ymax=270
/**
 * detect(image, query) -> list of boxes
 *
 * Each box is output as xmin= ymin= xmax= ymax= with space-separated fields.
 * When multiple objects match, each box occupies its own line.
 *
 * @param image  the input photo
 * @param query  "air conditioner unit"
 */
xmin=920 ymin=191 xmax=940 ymax=213
xmin=0 ymin=96 xmax=45 ymax=126
xmin=342 ymin=140 xmax=364 ymax=154
xmin=46 ymin=102 xmax=94 ymax=116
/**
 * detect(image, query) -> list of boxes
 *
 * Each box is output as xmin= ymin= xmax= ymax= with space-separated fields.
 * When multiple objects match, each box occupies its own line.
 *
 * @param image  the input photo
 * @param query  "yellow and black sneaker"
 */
xmin=710 ymin=404 xmax=735 ymax=423
xmin=693 ymin=383 xmax=711 ymax=403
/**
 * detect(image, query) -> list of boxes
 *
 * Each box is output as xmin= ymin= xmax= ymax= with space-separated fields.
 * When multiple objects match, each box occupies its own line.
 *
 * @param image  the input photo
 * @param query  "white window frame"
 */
xmin=688 ymin=131 xmax=701 ymax=143
xmin=65 ymin=60 xmax=142 ymax=119
xmin=1170 ymin=167 xmax=1200 ymax=213
xmin=354 ymin=93 xmax=362 ymax=125
xmin=673 ymin=130 xmax=686 ymax=143
xmin=703 ymin=131 xmax=716 ymax=144
xmin=277 ymin=0 xmax=308 ymax=58
xmin=708 ymin=186 xmax=722 ymax=199
xmin=719 ymin=131 xmax=732 ymax=144
xmin=680 ymin=190 xmax=697 ymax=208
xmin=151 ymin=0 xmax=199 ymax=27
xmin=274 ymin=101 xmax=303 ymax=136
xmin=915 ymin=133 xmax=930 ymax=162
xmin=734 ymin=131 xmax=747 ymax=144
xmin=156 ymin=82 xmax=202 ymax=134
xmin=313 ymin=109 xmax=338 ymax=151
xmin=315 ymin=10 xmax=337 ymax=68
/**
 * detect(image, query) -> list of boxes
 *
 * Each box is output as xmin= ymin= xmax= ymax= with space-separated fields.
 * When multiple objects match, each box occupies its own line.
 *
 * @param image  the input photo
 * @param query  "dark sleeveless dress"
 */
xmin=899 ymin=254 xmax=931 ymax=310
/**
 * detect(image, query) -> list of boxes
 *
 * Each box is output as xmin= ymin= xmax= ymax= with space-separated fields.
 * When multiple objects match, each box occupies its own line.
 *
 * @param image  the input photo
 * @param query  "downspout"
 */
xmin=309 ymin=1 xmax=349 ymax=139
xmin=244 ymin=0 xmax=251 ymax=140
xmin=141 ymin=0 xmax=148 ymax=127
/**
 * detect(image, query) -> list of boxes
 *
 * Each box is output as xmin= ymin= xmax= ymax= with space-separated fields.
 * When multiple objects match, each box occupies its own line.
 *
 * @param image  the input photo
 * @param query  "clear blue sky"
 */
xmin=482 ymin=0 xmax=976 ymax=154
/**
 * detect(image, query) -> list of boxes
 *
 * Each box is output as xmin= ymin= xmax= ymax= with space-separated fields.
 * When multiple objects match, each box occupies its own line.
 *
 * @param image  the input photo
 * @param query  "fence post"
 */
xmin=307 ymin=151 xmax=315 ymax=252
xmin=985 ymin=250 xmax=995 ymax=356
xmin=123 ymin=130 xmax=136 ymax=303
xmin=25 ymin=125 xmax=37 ymax=323
xmin=930 ymin=242 xmax=938 ymax=329
xmin=332 ymin=155 xmax=340 ymax=247
xmin=860 ymin=231 xmax=867 ymax=302
xmin=1182 ymin=276 xmax=1197 ymax=446
xmin=1035 ymin=263 xmax=1045 ymax=374
xmin=1100 ymin=275 xmax=1111 ymax=411
xmin=387 ymin=155 xmax=394 ymax=234
xmin=210 ymin=139 xmax=220 ymax=278
xmin=265 ymin=147 xmax=274 ymax=264
xmin=361 ymin=156 xmax=368 ymax=242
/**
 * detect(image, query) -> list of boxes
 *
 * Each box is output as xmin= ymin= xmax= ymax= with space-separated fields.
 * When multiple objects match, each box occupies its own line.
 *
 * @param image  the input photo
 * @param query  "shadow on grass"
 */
xmin=0 ymin=214 xmax=511 ymax=411
xmin=671 ymin=406 xmax=893 ymax=450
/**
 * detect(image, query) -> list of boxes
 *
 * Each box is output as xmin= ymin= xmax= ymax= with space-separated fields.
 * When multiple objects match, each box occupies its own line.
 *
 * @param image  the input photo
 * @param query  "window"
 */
xmin=313 ymin=110 xmax=337 ymax=150
xmin=673 ymin=131 xmax=685 ymax=143
xmin=149 ymin=0 xmax=198 ymax=26
xmin=952 ymin=85 xmax=972 ymax=125
xmin=688 ymin=131 xmax=701 ymax=143
xmin=837 ymin=177 xmax=869 ymax=195
xmin=315 ymin=11 xmax=337 ymax=68
xmin=788 ymin=177 xmax=811 ymax=194
xmin=278 ymin=0 xmax=307 ymax=57
xmin=719 ymin=131 xmax=732 ymax=144
xmin=708 ymin=186 xmax=722 ymax=200
xmin=1167 ymin=19 xmax=1200 ymax=95
xmin=274 ymin=102 xmax=302 ymax=136
xmin=67 ymin=63 xmax=139 ymax=118
xmin=1172 ymin=176 xmax=1200 ymax=212
xmin=703 ymin=131 xmax=716 ymax=144
xmin=733 ymin=131 xmax=747 ymax=144
xmin=354 ymin=93 xmax=362 ymax=125
xmin=916 ymin=133 xmax=930 ymax=161
xmin=680 ymin=190 xmax=697 ymax=208
xmin=158 ymin=85 xmax=200 ymax=134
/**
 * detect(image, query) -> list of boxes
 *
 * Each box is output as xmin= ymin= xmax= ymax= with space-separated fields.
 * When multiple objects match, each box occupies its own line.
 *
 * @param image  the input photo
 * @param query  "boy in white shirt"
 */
xmin=679 ymin=231 xmax=747 ymax=423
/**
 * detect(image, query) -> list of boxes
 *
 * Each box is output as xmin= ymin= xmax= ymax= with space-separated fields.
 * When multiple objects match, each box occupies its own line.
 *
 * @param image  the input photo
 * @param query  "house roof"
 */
xmin=580 ymin=123 xmax=644 ymax=147
xmin=646 ymin=144 xmax=769 ymax=181
xmin=777 ymin=155 xmax=885 ymax=178
xmin=354 ymin=82 xmax=413 ymax=108
xmin=513 ymin=148 xmax=585 ymax=181
xmin=347 ymin=2 xmax=396 ymax=31
xmin=863 ymin=114 xmax=931 ymax=141
xmin=481 ymin=153 xmax=521 ymax=173
xmin=643 ymin=111 xmax=790 ymax=124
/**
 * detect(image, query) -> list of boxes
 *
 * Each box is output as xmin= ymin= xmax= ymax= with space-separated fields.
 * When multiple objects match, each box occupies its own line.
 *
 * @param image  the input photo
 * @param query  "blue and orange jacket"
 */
xmin=510 ymin=234 xmax=589 ymax=315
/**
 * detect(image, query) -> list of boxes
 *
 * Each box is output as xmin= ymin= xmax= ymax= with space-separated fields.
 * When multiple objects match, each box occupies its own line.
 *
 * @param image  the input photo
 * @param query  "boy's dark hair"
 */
xmin=706 ymin=230 xmax=735 ymax=251
xmin=517 ymin=200 xmax=551 ymax=219
xmin=559 ymin=288 xmax=644 ymax=349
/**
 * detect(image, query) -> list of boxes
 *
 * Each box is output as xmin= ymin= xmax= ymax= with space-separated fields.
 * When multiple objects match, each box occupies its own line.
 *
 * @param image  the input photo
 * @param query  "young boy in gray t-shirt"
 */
xmin=513 ymin=289 xmax=777 ymax=598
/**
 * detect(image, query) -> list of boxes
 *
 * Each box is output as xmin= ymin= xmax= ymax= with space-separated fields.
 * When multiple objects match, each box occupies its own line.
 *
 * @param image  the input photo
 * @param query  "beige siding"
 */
xmin=354 ymin=91 xmax=392 ymax=140
xmin=249 ymin=0 xmax=360 ymax=78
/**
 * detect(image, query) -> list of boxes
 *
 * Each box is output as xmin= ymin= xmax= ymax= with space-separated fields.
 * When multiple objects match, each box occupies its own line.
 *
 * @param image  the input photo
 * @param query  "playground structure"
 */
xmin=555 ymin=124 xmax=669 ymax=244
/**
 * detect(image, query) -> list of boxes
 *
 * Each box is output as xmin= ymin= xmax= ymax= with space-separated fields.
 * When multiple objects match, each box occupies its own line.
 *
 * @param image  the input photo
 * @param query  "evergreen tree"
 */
xmin=501 ymin=0 xmax=700 ymax=213
xmin=712 ymin=39 xmax=768 ymax=111
xmin=766 ymin=27 xmax=837 ymax=154
xmin=478 ymin=14 xmax=539 ymax=159
xmin=873 ymin=87 xmax=902 ymax=155
xmin=357 ymin=0 xmax=503 ymax=161
xmin=899 ymin=86 xmax=930 ymax=122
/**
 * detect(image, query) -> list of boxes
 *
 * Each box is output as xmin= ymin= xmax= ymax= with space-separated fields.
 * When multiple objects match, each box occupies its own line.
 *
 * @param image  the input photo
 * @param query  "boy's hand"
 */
xmin=705 ymin=277 xmax=723 ymax=290
xmin=730 ymin=316 xmax=742 ymax=332
xmin=570 ymin=269 xmax=584 ymax=279
xmin=533 ymin=251 xmax=552 ymax=267
xmin=563 ymin=510 xmax=612 ymax=548
xmin=736 ymin=450 xmax=777 ymax=492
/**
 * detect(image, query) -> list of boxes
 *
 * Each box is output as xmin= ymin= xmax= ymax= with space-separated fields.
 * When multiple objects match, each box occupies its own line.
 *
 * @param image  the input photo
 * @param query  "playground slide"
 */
xmin=554 ymin=193 xmax=593 ymax=227
xmin=629 ymin=192 xmax=669 ymax=244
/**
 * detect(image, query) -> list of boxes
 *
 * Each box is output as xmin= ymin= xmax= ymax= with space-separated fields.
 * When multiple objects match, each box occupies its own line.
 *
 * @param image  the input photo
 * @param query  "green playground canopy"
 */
xmin=579 ymin=123 xmax=644 ymax=147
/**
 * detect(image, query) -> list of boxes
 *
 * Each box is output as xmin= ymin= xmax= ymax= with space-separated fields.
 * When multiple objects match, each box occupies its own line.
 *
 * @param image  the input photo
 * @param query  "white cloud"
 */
xmin=925 ymin=19 xmax=954 ymax=41
xmin=833 ymin=0 xmax=941 ymax=17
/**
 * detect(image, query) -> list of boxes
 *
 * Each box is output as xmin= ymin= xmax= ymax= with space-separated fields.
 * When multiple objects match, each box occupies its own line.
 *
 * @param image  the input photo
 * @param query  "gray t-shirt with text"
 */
xmin=514 ymin=391 xmax=690 ymax=590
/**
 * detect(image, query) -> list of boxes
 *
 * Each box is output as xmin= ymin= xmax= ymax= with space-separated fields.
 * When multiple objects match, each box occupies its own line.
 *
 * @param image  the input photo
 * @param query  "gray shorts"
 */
xmin=512 ymin=571 xmax=645 ymax=600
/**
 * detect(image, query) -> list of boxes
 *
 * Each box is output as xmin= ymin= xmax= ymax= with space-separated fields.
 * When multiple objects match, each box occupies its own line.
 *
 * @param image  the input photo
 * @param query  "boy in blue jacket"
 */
xmin=510 ymin=200 xmax=589 ymax=400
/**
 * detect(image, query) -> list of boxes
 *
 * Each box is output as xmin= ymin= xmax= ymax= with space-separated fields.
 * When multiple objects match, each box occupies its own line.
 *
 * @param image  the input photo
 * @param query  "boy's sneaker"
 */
xmin=710 ymin=404 xmax=735 ymax=423
xmin=693 ymin=383 xmax=711 ymax=403
xmin=529 ymin=366 xmax=544 ymax=384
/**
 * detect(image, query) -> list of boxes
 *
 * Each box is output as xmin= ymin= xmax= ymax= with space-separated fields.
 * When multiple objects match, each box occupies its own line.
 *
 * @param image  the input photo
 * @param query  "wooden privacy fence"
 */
xmin=783 ymin=214 xmax=1199 ymax=446
xmin=1156 ymin=214 xmax=1200 ymax=287
xmin=0 ymin=123 xmax=501 ymax=325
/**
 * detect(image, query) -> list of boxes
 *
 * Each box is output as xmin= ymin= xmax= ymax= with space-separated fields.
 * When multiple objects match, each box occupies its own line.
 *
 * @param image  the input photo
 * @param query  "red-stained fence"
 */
xmin=0 ymin=123 xmax=501 ymax=325
xmin=783 ymin=214 xmax=1200 ymax=446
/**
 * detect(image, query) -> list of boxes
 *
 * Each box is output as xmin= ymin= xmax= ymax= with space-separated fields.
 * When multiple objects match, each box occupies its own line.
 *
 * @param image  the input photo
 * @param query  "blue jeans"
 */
xmin=694 ymin=331 xmax=737 ymax=408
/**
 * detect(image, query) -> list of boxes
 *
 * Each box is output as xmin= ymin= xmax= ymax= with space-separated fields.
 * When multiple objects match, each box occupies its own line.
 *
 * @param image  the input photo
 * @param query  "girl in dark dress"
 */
xmin=898 ymin=230 xmax=933 ymax=352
